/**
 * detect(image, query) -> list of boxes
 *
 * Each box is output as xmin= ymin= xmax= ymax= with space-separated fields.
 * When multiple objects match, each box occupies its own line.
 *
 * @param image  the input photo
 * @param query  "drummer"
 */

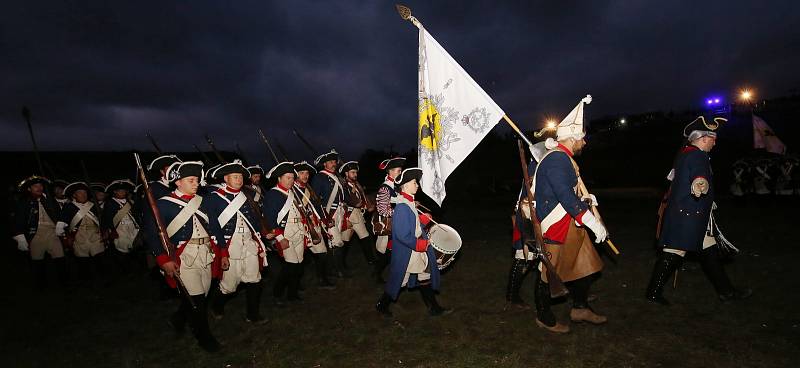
xmin=374 ymin=168 xmax=452 ymax=317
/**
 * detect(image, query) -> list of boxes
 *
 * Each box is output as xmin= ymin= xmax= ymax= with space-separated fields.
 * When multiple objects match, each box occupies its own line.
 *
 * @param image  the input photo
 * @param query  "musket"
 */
xmin=134 ymin=152 xmax=196 ymax=309
xmin=145 ymin=132 xmax=163 ymax=154
xmin=275 ymin=142 xmax=291 ymax=162
xmin=292 ymin=129 xmax=319 ymax=157
xmin=193 ymin=144 xmax=213 ymax=164
xmin=517 ymin=140 xmax=569 ymax=298
xmin=258 ymin=129 xmax=280 ymax=165
xmin=235 ymin=142 xmax=248 ymax=165
xmin=21 ymin=106 xmax=45 ymax=176
xmin=204 ymin=134 xmax=226 ymax=164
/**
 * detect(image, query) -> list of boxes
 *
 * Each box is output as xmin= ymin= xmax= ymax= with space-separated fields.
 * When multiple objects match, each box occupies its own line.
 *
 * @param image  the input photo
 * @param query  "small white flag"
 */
xmin=753 ymin=115 xmax=786 ymax=155
xmin=417 ymin=27 xmax=504 ymax=205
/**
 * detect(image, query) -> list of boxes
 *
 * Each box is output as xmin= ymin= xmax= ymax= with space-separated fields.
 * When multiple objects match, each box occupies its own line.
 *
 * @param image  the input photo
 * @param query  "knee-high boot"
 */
xmin=190 ymin=295 xmax=221 ymax=352
xmin=700 ymin=246 xmax=752 ymax=301
xmin=419 ymin=284 xmax=452 ymax=316
xmin=645 ymin=251 xmax=683 ymax=305
xmin=505 ymin=258 xmax=529 ymax=307
xmin=245 ymin=282 xmax=267 ymax=324
xmin=314 ymin=253 xmax=335 ymax=289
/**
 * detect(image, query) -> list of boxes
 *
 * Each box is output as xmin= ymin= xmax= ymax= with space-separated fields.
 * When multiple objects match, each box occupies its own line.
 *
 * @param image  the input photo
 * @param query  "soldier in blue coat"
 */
xmin=142 ymin=155 xmax=182 ymax=299
xmin=375 ymin=168 xmax=451 ymax=317
xmin=647 ymin=117 xmax=752 ymax=305
xmin=311 ymin=149 xmax=351 ymax=278
xmin=12 ymin=176 xmax=67 ymax=289
xmin=206 ymin=160 xmax=269 ymax=324
xmin=143 ymin=161 xmax=224 ymax=352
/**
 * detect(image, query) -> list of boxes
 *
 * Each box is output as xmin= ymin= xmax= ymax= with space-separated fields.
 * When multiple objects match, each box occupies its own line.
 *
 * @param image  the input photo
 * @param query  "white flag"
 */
xmin=753 ymin=115 xmax=786 ymax=155
xmin=417 ymin=27 xmax=504 ymax=205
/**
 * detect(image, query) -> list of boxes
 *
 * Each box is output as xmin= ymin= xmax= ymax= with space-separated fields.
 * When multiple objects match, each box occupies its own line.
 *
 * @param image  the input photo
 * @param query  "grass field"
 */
xmin=2 ymin=192 xmax=797 ymax=368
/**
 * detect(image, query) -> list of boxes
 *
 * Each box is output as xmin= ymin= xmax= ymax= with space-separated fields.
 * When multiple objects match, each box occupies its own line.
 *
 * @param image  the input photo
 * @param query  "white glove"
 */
xmin=55 ymin=222 xmax=68 ymax=237
xmin=581 ymin=211 xmax=608 ymax=244
xmin=13 ymin=234 xmax=29 ymax=252
xmin=582 ymin=194 xmax=599 ymax=207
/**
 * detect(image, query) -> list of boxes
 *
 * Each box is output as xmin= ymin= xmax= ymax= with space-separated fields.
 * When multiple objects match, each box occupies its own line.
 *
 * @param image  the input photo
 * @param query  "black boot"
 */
xmin=359 ymin=236 xmax=376 ymax=265
xmin=420 ymin=284 xmax=452 ymax=316
xmin=645 ymin=251 xmax=683 ymax=305
xmin=31 ymin=259 xmax=47 ymax=290
xmin=190 ymin=295 xmax=221 ymax=353
xmin=209 ymin=287 xmax=230 ymax=320
xmin=169 ymin=297 xmax=190 ymax=336
xmin=273 ymin=262 xmax=291 ymax=306
xmin=533 ymin=272 xmax=558 ymax=327
xmin=245 ymin=282 xmax=268 ymax=324
xmin=334 ymin=248 xmax=352 ymax=278
xmin=375 ymin=292 xmax=393 ymax=317
xmin=287 ymin=263 xmax=303 ymax=302
xmin=700 ymin=246 xmax=753 ymax=302
xmin=372 ymin=251 xmax=388 ymax=284
xmin=341 ymin=241 xmax=351 ymax=271
xmin=314 ymin=253 xmax=336 ymax=289
xmin=505 ymin=258 xmax=530 ymax=309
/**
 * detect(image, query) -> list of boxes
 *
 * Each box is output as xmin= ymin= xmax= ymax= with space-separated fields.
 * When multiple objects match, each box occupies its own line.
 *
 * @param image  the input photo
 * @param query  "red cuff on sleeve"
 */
xmin=415 ymin=239 xmax=429 ymax=252
xmin=155 ymin=254 xmax=171 ymax=267
xmin=575 ymin=210 xmax=588 ymax=226
xmin=419 ymin=213 xmax=432 ymax=226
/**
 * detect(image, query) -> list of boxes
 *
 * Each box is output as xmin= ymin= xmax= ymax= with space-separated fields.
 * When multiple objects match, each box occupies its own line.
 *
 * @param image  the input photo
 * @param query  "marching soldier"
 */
xmin=340 ymin=161 xmax=376 ymax=268
xmin=53 ymin=179 xmax=70 ymax=210
xmin=13 ymin=176 xmax=67 ymax=289
xmin=101 ymin=179 xmax=139 ymax=275
xmin=144 ymin=160 xmax=223 ymax=352
xmin=375 ymin=168 xmax=451 ymax=317
xmin=373 ymin=157 xmax=406 ymax=284
xmin=293 ymin=161 xmax=336 ymax=289
xmin=247 ymin=165 xmax=265 ymax=205
xmin=264 ymin=162 xmax=307 ymax=304
xmin=647 ymin=117 xmax=752 ymax=305
xmin=143 ymin=154 xmax=182 ymax=298
xmin=57 ymin=182 xmax=107 ymax=284
xmin=206 ymin=160 xmax=269 ymax=324
xmin=91 ymin=182 xmax=107 ymax=210
xmin=531 ymin=96 xmax=607 ymax=332
xmin=310 ymin=149 xmax=350 ymax=278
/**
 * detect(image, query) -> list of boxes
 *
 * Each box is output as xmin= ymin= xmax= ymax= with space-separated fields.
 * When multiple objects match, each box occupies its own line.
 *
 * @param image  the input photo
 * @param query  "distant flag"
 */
xmin=753 ymin=114 xmax=786 ymax=154
xmin=417 ymin=24 xmax=504 ymax=205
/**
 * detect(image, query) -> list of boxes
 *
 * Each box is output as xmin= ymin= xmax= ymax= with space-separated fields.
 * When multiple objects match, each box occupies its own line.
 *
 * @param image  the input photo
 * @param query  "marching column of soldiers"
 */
xmin=9 ymin=96 xmax=753 ymax=352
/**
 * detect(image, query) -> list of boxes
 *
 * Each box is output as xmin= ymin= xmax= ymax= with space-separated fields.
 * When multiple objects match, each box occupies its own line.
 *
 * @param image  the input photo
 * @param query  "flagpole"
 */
xmin=396 ymin=4 xmax=535 ymax=148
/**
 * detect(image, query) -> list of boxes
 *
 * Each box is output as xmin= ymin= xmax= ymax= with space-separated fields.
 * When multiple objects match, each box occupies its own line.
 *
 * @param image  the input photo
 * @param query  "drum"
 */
xmin=429 ymin=224 xmax=462 ymax=270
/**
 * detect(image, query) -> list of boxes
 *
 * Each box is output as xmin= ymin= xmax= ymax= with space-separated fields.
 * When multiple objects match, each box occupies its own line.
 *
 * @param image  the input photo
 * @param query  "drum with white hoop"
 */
xmin=428 ymin=224 xmax=462 ymax=270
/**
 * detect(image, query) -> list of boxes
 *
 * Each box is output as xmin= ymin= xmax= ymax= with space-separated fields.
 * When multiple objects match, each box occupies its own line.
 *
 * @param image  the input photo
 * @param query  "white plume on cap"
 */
xmin=555 ymin=94 xmax=592 ymax=142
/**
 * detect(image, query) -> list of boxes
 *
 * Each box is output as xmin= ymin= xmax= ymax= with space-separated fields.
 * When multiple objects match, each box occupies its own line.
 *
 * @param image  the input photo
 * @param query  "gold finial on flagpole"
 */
xmin=395 ymin=4 xmax=412 ymax=20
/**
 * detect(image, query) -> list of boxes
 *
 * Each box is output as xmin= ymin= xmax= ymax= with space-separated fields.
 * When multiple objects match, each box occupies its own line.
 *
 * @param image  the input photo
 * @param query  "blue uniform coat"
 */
xmin=658 ymin=145 xmax=714 ymax=251
xmin=384 ymin=200 xmax=440 ymax=300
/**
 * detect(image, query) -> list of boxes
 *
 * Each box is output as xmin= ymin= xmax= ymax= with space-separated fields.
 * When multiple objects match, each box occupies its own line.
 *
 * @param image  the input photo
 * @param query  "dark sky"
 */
xmin=2 ymin=1 xmax=799 ymax=163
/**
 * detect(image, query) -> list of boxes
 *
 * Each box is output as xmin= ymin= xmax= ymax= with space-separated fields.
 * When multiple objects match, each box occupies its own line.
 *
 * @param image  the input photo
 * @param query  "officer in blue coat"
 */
xmin=143 ymin=160 xmax=225 ymax=352
xmin=205 ymin=160 xmax=268 ymax=324
xmin=647 ymin=116 xmax=752 ymax=305
xmin=375 ymin=168 xmax=451 ymax=317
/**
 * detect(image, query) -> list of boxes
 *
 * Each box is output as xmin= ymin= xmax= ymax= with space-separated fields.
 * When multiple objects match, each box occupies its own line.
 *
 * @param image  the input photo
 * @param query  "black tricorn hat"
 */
xmin=683 ymin=116 xmax=726 ymax=140
xmin=394 ymin=167 xmax=423 ymax=187
xmin=147 ymin=155 xmax=182 ymax=174
xmin=90 ymin=182 xmax=106 ymax=192
xmin=166 ymin=161 xmax=205 ymax=183
xmin=313 ymin=149 xmax=339 ymax=167
xmin=64 ymin=181 xmax=90 ymax=198
xmin=339 ymin=161 xmax=359 ymax=175
xmin=211 ymin=159 xmax=250 ymax=180
xmin=378 ymin=157 xmax=406 ymax=171
xmin=293 ymin=161 xmax=316 ymax=174
xmin=267 ymin=161 xmax=295 ymax=179
xmin=18 ymin=175 xmax=51 ymax=191
xmin=105 ymin=179 xmax=135 ymax=193
xmin=247 ymin=165 xmax=265 ymax=176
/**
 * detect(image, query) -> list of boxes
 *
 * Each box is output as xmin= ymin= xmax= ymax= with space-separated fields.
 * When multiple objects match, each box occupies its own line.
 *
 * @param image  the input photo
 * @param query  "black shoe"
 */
xmin=376 ymin=292 xmax=393 ymax=317
xmin=645 ymin=252 xmax=683 ymax=306
xmin=719 ymin=288 xmax=753 ymax=302
xmin=420 ymin=285 xmax=451 ymax=317
xmin=245 ymin=314 xmax=269 ymax=325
